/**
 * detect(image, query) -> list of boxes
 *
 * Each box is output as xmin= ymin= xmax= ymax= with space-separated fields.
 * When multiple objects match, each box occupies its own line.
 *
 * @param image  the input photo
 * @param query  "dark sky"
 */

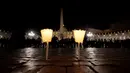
xmin=1 ymin=1 xmax=130 ymax=31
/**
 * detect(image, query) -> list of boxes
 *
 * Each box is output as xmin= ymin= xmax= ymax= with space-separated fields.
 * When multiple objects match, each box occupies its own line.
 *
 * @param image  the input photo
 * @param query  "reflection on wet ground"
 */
xmin=1 ymin=47 xmax=130 ymax=73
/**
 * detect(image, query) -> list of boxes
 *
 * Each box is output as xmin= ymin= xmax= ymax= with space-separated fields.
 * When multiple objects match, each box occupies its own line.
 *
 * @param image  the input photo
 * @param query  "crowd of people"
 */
xmin=0 ymin=36 xmax=130 ymax=49
xmin=84 ymin=39 xmax=130 ymax=48
xmin=24 ymin=36 xmax=76 ymax=48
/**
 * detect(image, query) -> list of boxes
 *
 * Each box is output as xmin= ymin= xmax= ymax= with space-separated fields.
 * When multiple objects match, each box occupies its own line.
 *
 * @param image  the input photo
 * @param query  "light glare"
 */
xmin=87 ymin=32 xmax=93 ymax=37
xmin=28 ymin=31 xmax=35 ymax=36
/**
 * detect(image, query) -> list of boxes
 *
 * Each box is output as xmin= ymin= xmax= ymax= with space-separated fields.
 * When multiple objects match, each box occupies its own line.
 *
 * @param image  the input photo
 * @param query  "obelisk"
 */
xmin=59 ymin=8 xmax=64 ymax=39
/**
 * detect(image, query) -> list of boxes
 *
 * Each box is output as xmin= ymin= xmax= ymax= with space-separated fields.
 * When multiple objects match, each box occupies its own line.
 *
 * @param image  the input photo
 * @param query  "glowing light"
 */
xmin=87 ymin=32 xmax=93 ymax=37
xmin=41 ymin=29 xmax=53 ymax=43
xmin=73 ymin=30 xmax=86 ymax=43
xmin=28 ymin=31 xmax=35 ymax=36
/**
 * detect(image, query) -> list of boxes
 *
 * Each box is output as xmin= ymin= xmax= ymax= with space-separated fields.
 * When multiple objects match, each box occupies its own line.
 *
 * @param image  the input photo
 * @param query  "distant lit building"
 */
xmin=53 ymin=8 xmax=73 ymax=40
xmin=87 ymin=28 xmax=130 ymax=41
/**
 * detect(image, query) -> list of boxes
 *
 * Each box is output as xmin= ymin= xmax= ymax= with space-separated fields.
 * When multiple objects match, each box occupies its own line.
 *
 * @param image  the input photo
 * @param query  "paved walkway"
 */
xmin=10 ymin=56 xmax=95 ymax=73
xmin=1 ymin=48 xmax=130 ymax=73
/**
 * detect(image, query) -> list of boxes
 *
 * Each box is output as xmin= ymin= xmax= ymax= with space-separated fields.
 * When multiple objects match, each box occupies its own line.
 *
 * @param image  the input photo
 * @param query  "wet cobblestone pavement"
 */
xmin=1 ymin=47 xmax=130 ymax=73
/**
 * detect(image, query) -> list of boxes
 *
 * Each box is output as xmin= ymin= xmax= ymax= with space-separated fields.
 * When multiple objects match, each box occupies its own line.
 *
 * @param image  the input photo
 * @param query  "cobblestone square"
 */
xmin=1 ymin=48 xmax=130 ymax=73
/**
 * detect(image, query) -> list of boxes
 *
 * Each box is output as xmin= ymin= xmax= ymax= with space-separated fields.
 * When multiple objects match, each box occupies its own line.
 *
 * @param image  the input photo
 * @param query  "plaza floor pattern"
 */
xmin=1 ymin=48 xmax=130 ymax=73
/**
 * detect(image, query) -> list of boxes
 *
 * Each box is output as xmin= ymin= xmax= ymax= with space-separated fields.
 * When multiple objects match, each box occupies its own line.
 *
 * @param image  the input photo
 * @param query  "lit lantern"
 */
xmin=40 ymin=29 xmax=53 ymax=60
xmin=73 ymin=29 xmax=86 ymax=59
xmin=73 ymin=30 xmax=86 ymax=44
xmin=41 ymin=29 xmax=53 ymax=43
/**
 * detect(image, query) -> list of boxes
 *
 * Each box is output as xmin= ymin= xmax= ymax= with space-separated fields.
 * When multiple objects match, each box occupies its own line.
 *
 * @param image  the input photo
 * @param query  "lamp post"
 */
xmin=40 ymin=29 xmax=53 ymax=60
xmin=73 ymin=30 xmax=86 ymax=59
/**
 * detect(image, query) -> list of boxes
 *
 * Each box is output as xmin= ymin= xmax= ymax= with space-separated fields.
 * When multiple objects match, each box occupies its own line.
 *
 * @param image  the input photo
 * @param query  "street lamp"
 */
xmin=40 ymin=29 xmax=53 ymax=60
xmin=73 ymin=29 xmax=86 ymax=59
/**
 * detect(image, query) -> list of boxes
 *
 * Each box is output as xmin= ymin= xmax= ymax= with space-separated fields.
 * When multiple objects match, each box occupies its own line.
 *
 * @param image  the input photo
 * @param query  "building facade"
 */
xmin=87 ymin=29 xmax=130 ymax=41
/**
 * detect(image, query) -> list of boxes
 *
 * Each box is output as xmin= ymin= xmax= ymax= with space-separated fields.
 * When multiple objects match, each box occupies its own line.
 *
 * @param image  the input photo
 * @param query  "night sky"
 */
xmin=1 ymin=1 xmax=130 ymax=31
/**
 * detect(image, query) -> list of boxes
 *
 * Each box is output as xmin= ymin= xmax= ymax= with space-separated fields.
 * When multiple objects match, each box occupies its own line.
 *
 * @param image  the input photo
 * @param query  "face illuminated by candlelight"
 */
xmin=40 ymin=29 xmax=53 ymax=43
xmin=73 ymin=30 xmax=86 ymax=43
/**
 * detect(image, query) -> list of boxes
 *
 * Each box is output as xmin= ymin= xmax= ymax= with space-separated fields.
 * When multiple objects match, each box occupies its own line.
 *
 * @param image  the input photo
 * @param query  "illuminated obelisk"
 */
xmin=59 ymin=8 xmax=64 ymax=39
